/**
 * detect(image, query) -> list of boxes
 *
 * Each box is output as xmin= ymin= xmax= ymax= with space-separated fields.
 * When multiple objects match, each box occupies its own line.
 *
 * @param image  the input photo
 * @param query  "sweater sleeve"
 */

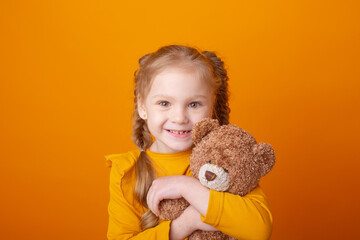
xmin=200 ymin=185 xmax=273 ymax=240
xmin=107 ymin=157 xmax=172 ymax=240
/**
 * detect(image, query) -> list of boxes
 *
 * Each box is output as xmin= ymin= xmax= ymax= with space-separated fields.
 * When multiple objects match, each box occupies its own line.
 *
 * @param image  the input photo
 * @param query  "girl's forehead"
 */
xmin=146 ymin=67 xmax=213 ymax=99
xmin=155 ymin=65 xmax=198 ymax=76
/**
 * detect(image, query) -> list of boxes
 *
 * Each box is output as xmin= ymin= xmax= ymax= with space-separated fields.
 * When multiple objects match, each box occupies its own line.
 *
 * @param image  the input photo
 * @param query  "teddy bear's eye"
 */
xmin=224 ymin=168 xmax=229 ymax=173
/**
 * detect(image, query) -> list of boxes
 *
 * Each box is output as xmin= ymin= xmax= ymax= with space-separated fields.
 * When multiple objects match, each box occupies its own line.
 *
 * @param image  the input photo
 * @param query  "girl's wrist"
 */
xmin=169 ymin=210 xmax=196 ymax=240
xmin=179 ymin=177 xmax=210 ymax=216
xmin=179 ymin=176 xmax=200 ymax=196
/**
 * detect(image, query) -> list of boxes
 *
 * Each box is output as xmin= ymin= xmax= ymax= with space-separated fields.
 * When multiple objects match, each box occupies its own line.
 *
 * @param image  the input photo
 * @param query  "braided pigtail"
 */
xmin=202 ymin=51 xmax=230 ymax=125
xmin=132 ymin=53 xmax=160 ymax=230
xmin=132 ymin=107 xmax=159 ymax=230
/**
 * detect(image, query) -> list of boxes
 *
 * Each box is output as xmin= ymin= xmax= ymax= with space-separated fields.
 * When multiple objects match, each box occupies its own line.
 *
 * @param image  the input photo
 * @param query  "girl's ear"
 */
xmin=137 ymin=98 xmax=147 ymax=120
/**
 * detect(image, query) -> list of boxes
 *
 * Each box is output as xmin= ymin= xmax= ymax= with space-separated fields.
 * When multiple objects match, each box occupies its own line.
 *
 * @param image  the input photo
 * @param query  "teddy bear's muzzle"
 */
xmin=198 ymin=163 xmax=230 ymax=192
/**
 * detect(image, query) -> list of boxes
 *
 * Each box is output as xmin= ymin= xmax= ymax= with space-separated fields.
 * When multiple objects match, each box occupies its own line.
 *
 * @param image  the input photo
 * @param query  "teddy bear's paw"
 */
xmin=158 ymin=198 xmax=190 ymax=220
xmin=189 ymin=230 xmax=230 ymax=240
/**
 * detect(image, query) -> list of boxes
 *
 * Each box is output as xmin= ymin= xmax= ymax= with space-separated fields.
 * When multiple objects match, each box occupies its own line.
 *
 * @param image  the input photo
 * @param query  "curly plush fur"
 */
xmin=159 ymin=118 xmax=276 ymax=240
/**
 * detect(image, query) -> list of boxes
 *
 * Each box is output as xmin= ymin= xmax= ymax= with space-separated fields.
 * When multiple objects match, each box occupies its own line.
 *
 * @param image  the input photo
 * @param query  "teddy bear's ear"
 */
xmin=192 ymin=118 xmax=220 ymax=145
xmin=252 ymin=143 xmax=276 ymax=177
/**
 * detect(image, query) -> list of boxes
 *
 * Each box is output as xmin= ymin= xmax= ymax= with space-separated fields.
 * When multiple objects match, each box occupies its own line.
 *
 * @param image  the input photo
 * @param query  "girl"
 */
xmin=105 ymin=45 xmax=273 ymax=240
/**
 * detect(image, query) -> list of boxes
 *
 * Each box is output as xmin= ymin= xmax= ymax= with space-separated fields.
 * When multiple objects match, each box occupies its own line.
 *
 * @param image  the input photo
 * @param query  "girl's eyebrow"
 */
xmin=152 ymin=94 xmax=173 ymax=99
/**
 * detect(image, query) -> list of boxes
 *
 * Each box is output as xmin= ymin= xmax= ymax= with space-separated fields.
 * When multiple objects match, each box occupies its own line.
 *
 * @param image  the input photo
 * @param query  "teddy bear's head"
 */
xmin=190 ymin=118 xmax=275 ymax=196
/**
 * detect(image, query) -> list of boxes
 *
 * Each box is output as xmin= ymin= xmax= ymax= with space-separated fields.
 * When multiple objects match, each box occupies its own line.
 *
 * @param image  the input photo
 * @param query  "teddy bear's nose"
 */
xmin=205 ymin=171 xmax=217 ymax=181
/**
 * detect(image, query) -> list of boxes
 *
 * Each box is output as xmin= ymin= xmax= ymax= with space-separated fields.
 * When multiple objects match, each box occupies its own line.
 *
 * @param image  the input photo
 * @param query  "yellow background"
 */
xmin=1 ymin=0 xmax=359 ymax=239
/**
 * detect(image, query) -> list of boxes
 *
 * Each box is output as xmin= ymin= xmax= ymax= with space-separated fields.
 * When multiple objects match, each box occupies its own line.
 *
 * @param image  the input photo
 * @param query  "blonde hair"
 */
xmin=131 ymin=45 xmax=230 ymax=230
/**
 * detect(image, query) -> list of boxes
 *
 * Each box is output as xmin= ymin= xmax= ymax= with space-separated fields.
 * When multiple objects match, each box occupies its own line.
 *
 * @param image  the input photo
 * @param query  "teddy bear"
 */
xmin=158 ymin=118 xmax=276 ymax=240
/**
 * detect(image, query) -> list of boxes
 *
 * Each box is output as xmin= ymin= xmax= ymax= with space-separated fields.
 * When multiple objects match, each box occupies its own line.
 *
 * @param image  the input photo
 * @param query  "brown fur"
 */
xmin=159 ymin=118 xmax=276 ymax=239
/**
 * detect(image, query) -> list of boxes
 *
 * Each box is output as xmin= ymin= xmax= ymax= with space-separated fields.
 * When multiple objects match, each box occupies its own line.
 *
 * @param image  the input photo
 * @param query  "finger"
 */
xmin=147 ymin=186 xmax=159 ymax=217
xmin=149 ymin=191 xmax=158 ymax=216
xmin=152 ymin=180 xmax=161 ymax=216
xmin=153 ymin=194 xmax=160 ymax=216
xmin=146 ymin=186 xmax=153 ymax=211
xmin=151 ymin=188 xmax=162 ymax=217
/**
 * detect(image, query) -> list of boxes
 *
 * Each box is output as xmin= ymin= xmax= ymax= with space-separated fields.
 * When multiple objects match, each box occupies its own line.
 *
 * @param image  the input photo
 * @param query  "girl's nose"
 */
xmin=170 ymin=107 xmax=189 ymax=124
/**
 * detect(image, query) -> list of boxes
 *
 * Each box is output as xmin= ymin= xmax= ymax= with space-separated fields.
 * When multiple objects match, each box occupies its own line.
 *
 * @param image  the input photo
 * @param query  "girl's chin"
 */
xmin=151 ymin=143 xmax=192 ymax=153
xmin=169 ymin=143 xmax=193 ymax=152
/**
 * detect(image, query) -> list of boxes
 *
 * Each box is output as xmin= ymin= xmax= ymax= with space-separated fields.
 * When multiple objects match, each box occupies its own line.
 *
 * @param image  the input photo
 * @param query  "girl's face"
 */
xmin=138 ymin=66 xmax=213 ymax=153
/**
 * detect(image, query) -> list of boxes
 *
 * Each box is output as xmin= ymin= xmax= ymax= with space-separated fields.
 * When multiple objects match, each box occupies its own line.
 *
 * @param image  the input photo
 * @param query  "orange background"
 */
xmin=1 ymin=1 xmax=359 ymax=239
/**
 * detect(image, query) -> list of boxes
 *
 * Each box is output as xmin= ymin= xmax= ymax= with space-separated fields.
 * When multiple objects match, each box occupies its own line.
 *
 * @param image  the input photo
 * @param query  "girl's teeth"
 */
xmin=169 ymin=130 xmax=190 ymax=134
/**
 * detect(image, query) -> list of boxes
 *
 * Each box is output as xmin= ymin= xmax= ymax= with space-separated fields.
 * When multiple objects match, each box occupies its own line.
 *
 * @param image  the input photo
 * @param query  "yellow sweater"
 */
xmin=105 ymin=149 xmax=273 ymax=240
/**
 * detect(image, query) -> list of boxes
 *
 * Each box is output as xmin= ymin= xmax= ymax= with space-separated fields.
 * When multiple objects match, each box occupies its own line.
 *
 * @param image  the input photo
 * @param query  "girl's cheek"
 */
xmin=151 ymin=114 xmax=166 ymax=123
xmin=203 ymin=106 xmax=213 ymax=118
xmin=194 ymin=110 xmax=211 ymax=120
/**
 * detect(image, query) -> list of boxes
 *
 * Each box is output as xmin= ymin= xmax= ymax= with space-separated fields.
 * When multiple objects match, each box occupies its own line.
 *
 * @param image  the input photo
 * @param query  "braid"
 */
xmin=132 ymin=77 xmax=159 ymax=230
xmin=131 ymin=108 xmax=152 ymax=151
xmin=202 ymin=51 xmax=230 ymax=125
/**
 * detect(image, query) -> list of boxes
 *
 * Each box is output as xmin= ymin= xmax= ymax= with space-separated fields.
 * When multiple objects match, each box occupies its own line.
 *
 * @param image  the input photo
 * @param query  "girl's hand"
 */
xmin=147 ymin=175 xmax=195 ymax=216
xmin=170 ymin=205 xmax=218 ymax=240
xmin=147 ymin=175 xmax=211 ymax=217
xmin=183 ymin=205 xmax=218 ymax=232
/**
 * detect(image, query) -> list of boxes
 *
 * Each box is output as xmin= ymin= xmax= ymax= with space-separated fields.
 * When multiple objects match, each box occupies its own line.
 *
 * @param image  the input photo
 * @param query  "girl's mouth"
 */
xmin=167 ymin=129 xmax=191 ymax=134
xmin=166 ymin=129 xmax=192 ymax=138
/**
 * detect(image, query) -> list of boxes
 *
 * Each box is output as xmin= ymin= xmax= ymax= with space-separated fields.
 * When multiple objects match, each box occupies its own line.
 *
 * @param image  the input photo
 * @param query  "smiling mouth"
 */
xmin=166 ymin=129 xmax=191 ymax=135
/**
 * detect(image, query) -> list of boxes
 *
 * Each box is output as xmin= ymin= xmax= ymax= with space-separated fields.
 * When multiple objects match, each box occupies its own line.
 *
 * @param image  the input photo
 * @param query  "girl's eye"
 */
xmin=189 ymin=102 xmax=200 ymax=108
xmin=159 ymin=101 xmax=170 ymax=107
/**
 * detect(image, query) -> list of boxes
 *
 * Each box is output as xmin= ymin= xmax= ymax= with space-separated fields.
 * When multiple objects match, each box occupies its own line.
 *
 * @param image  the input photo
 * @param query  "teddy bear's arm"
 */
xmin=200 ymin=186 xmax=273 ymax=240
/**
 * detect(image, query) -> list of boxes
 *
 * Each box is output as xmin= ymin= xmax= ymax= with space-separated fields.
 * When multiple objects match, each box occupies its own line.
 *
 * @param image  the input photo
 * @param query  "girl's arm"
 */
xmin=169 ymin=205 xmax=218 ymax=240
xmin=107 ymin=153 xmax=216 ymax=240
xmin=200 ymin=186 xmax=273 ymax=239
xmin=170 ymin=204 xmax=220 ymax=240
xmin=147 ymin=175 xmax=273 ymax=240
xmin=146 ymin=175 xmax=209 ymax=216
xmin=146 ymin=176 xmax=219 ymax=240
xmin=107 ymin=160 xmax=173 ymax=240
